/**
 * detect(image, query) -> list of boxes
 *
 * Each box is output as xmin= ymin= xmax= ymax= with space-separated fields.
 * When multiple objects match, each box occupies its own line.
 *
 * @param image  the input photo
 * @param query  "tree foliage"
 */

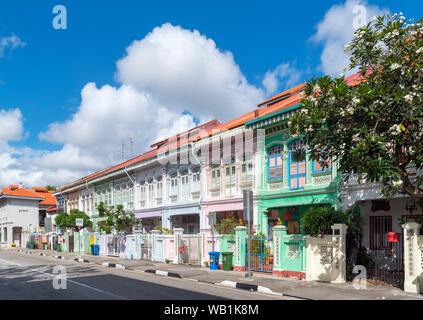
xmin=301 ymin=206 xmax=356 ymax=237
xmin=214 ymin=213 xmax=238 ymax=235
xmin=45 ymin=185 xmax=56 ymax=191
xmin=55 ymin=210 xmax=92 ymax=230
xmin=290 ymin=13 xmax=423 ymax=209
xmin=97 ymin=202 xmax=140 ymax=234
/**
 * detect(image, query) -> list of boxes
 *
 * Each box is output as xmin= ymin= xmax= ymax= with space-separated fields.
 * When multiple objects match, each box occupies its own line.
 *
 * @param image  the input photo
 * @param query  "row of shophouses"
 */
xmin=53 ymin=75 xmax=422 ymax=251
xmin=2 ymin=73 xmax=422 ymax=293
xmin=53 ymin=82 xmax=340 ymax=238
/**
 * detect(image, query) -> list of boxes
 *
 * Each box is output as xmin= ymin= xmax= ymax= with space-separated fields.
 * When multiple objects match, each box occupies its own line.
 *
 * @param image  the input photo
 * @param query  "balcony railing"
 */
xmin=210 ymin=180 xmax=220 ymax=191
xmin=191 ymin=182 xmax=201 ymax=194
xmin=170 ymin=187 xmax=178 ymax=198
xmin=240 ymin=173 xmax=253 ymax=187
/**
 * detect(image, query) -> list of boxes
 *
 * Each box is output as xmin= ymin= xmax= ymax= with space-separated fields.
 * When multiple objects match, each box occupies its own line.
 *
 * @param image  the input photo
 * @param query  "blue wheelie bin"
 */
xmin=92 ymin=244 xmax=100 ymax=256
xmin=208 ymin=251 xmax=220 ymax=270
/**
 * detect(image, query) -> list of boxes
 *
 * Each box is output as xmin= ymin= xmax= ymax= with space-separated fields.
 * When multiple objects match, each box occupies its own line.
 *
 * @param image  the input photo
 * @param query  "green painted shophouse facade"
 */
xmin=245 ymin=86 xmax=342 ymax=240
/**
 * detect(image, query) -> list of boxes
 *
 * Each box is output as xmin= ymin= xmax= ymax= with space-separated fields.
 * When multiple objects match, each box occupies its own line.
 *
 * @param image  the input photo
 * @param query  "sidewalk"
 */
xmin=14 ymin=248 xmax=423 ymax=300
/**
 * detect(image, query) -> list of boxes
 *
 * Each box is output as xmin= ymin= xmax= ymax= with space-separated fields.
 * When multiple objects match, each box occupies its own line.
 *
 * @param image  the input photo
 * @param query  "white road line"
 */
xmin=0 ymin=258 xmax=128 ymax=300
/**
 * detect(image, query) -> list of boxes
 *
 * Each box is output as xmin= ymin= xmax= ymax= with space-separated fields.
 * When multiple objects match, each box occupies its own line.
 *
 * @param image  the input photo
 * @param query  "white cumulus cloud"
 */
xmin=262 ymin=61 xmax=303 ymax=96
xmin=0 ymin=34 xmax=26 ymax=57
xmin=116 ymin=23 xmax=265 ymax=122
xmin=310 ymin=0 xmax=389 ymax=77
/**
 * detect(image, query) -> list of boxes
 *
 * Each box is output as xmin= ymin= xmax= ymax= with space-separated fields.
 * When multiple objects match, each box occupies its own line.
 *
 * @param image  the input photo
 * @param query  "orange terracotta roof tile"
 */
xmin=1 ymin=187 xmax=45 ymax=199
xmin=150 ymin=119 xmax=220 ymax=149
xmin=38 ymin=190 xmax=57 ymax=206
xmin=84 ymin=120 xmax=222 ymax=182
xmin=86 ymin=148 xmax=159 ymax=181
xmin=32 ymin=187 xmax=48 ymax=192
xmin=257 ymin=83 xmax=306 ymax=107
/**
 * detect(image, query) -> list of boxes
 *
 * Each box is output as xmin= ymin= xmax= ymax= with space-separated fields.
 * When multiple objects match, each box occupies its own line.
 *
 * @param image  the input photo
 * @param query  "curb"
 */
xmin=215 ymin=280 xmax=284 ymax=296
xmin=74 ymin=258 xmax=89 ymax=263
xmin=102 ymin=262 xmax=126 ymax=269
xmin=144 ymin=269 xmax=183 ymax=279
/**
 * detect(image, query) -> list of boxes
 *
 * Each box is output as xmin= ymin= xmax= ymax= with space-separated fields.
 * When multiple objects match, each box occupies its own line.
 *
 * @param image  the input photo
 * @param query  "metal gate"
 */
xmin=52 ymin=235 xmax=58 ymax=251
xmin=107 ymin=235 xmax=121 ymax=257
xmin=365 ymin=239 xmax=404 ymax=288
xmin=180 ymin=235 xmax=201 ymax=265
xmin=140 ymin=234 xmax=152 ymax=260
xmin=69 ymin=235 xmax=74 ymax=252
xmin=245 ymin=235 xmax=273 ymax=273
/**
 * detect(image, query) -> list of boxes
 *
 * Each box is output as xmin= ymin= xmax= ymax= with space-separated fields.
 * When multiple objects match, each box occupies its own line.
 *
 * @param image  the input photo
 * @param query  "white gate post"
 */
xmin=173 ymin=228 xmax=184 ymax=264
xmin=331 ymin=224 xmax=348 ymax=283
xmin=199 ymin=231 xmax=208 ymax=267
xmin=151 ymin=229 xmax=160 ymax=261
xmin=134 ymin=229 xmax=142 ymax=260
xmin=402 ymin=222 xmax=421 ymax=294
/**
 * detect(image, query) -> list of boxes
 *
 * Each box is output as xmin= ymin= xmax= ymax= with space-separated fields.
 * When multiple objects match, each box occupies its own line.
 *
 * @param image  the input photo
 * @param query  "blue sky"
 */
xmin=0 ymin=0 xmax=421 ymax=187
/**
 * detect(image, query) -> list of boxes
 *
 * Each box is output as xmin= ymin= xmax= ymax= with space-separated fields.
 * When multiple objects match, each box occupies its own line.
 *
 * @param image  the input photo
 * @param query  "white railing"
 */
xmin=240 ymin=173 xmax=253 ymax=186
xmin=191 ymin=182 xmax=201 ymax=194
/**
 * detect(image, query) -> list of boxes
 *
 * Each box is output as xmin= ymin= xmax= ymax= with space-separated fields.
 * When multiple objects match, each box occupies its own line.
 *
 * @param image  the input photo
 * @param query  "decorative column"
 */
xmin=134 ymin=229 xmax=142 ymax=260
xmin=260 ymin=209 xmax=269 ymax=237
xmin=199 ymin=228 xmax=211 ymax=266
xmin=272 ymin=225 xmax=287 ymax=277
xmin=331 ymin=224 xmax=348 ymax=283
xmin=233 ymin=226 xmax=247 ymax=271
xmin=173 ymin=228 xmax=184 ymax=264
xmin=402 ymin=222 xmax=422 ymax=294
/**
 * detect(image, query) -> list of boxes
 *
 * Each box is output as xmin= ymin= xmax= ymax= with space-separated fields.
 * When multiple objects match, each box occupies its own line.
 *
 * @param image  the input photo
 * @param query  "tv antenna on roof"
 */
xmin=129 ymin=138 xmax=133 ymax=158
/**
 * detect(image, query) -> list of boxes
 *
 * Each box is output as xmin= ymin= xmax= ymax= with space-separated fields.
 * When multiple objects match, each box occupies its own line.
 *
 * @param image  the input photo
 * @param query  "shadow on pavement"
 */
xmin=0 ymin=265 xmax=228 ymax=300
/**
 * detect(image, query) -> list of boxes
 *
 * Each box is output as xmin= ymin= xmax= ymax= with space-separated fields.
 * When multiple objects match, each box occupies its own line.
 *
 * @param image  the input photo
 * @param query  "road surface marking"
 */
xmin=0 ymin=257 xmax=128 ymax=300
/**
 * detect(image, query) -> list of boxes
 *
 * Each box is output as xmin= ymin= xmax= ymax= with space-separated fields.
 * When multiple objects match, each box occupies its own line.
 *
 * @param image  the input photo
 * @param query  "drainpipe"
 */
xmin=124 ymin=166 xmax=136 ymax=221
xmin=124 ymin=166 xmax=135 ymax=185
xmin=85 ymin=180 xmax=95 ymax=221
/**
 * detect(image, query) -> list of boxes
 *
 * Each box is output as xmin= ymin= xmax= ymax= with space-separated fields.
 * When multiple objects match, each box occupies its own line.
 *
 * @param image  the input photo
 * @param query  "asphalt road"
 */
xmin=0 ymin=249 xmax=284 ymax=300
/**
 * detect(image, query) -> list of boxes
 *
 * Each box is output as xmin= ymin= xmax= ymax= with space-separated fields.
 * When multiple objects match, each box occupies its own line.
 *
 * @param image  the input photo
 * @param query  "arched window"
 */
xmin=288 ymin=139 xmax=306 ymax=190
xmin=267 ymin=144 xmax=284 ymax=180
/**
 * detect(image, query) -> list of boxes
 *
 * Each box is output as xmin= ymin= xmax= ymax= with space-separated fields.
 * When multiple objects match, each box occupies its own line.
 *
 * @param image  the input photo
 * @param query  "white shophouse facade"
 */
xmin=0 ymin=193 xmax=42 ymax=248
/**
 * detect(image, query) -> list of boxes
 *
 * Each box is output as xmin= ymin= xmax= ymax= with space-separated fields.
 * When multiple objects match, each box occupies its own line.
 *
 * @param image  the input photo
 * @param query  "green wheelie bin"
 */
xmin=221 ymin=252 xmax=233 ymax=271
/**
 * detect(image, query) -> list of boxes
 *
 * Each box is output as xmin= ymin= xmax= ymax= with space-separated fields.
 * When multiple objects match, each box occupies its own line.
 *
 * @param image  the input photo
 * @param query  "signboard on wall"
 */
xmin=243 ymin=190 xmax=253 ymax=222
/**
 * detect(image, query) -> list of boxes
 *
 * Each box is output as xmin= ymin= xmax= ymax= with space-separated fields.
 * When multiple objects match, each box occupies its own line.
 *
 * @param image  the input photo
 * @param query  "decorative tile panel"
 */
xmin=236 ymin=235 xmax=241 ymax=264
xmin=275 ymin=236 xmax=280 ymax=267
xmin=320 ymin=245 xmax=333 ymax=264
xmin=268 ymin=182 xmax=284 ymax=191
xmin=287 ymin=243 xmax=299 ymax=259
xmin=312 ymin=174 xmax=332 ymax=185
